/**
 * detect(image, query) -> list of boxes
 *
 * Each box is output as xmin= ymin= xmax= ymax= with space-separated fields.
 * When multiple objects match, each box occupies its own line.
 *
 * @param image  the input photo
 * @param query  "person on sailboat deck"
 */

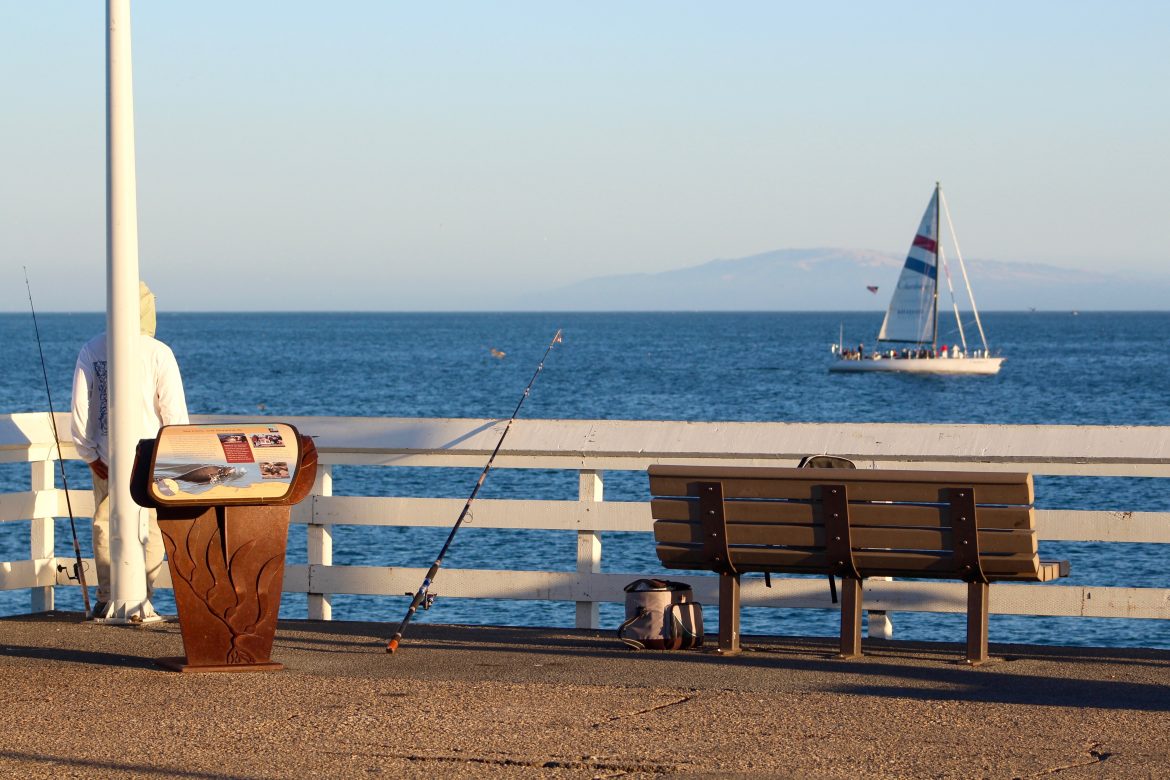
xmin=70 ymin=281 xmax=189 ymax=619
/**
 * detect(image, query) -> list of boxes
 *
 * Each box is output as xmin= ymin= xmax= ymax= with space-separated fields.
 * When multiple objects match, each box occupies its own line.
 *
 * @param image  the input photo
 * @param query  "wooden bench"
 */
xmin=648 ymin=464 xmax=1069 ymax=664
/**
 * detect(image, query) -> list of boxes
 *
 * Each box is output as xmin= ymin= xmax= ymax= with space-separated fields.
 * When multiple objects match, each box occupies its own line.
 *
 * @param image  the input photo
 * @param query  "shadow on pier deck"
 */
xmin=3 ymin=613 xmax=1169 ymax=778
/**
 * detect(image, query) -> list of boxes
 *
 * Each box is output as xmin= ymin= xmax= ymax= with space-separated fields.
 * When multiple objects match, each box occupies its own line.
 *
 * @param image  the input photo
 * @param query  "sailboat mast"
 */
xmin=931 ymin=182 xmax=940 ymax=351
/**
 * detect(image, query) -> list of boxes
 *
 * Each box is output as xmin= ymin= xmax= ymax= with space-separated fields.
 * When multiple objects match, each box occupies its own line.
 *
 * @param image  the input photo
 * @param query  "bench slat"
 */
xmin=650 ymin=464 xmax=1034 ymax=487
xmin=653 ymin=520 xmax=1038 ymax=556
xmin=858 ymin=550 xmax=1039 ymax=577
xmin=656 ymin=543 xmax=828 ymax=573
xmin=649 ymin=466 xmax=1033 ymax=505
xmin=650 ymin=498 xmax=1034 ymax=531
xmin=657 ymin=543 xmax=1043 ymax=579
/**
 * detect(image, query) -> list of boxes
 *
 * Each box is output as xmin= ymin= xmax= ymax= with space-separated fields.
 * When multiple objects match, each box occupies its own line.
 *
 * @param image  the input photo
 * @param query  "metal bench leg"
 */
xmin=966 ymin=581 xmax=990 ymax=665
xmin=839 ymin=576 xmax=863 ymax=659
xmin=717 ymin=572 xmax=741 ymax=655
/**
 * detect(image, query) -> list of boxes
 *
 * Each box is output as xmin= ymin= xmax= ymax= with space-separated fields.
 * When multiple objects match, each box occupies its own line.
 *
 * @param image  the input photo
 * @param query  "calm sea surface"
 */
xmin=2 ymin=311 xmax=1169 ymax=649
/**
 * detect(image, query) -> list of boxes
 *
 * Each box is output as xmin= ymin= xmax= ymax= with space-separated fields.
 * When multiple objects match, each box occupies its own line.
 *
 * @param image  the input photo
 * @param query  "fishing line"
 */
xmin=386 ymin=328 xmax=563 ymax=654
xmin=23 ymin=268 xmax=92 ymax=618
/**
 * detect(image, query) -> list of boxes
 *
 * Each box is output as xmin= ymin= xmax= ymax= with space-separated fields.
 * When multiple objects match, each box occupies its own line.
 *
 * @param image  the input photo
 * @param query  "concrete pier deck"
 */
xmin=2 ymin=613 xmax=1168 ymax=779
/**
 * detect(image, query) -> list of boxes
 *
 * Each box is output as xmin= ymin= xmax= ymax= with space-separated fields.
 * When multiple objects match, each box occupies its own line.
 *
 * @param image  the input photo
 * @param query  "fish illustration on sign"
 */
xmin=174 ymin=465 xmax=245 ymax=484
xmin=153 ymin=463 xmax=249 ymax=496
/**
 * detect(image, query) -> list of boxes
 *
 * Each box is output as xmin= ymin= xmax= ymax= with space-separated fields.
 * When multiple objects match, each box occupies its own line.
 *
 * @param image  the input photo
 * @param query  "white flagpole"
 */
xmin=104 ymin=0 xmax=156 ymax=623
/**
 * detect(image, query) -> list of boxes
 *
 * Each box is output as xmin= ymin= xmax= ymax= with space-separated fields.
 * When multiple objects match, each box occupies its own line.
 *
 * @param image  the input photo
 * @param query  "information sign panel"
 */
xmin=147 ymin=423 xmax=303 ymax=505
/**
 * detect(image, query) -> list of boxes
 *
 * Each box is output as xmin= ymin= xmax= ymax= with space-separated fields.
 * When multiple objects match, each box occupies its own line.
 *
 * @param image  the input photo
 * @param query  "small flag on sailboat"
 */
xmin=866 ymin=285 xmax=879 ymax=294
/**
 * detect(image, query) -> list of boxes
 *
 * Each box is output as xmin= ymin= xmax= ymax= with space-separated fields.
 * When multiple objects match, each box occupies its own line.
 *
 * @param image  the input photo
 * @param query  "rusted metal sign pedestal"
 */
xmin=132 ymin=423 xmax=317 ymax=673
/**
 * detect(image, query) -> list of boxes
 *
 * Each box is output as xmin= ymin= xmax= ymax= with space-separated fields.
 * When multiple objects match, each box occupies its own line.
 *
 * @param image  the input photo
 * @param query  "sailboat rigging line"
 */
xmin=939 ymin=185 xmax=991 ymax=352
xmin=386 ymin=328 xmax=564 ymax=654
xmin=22 ymin=268 xmax=92 ymax=618
xmin=937 ymin=238 xmax=970 ymax=352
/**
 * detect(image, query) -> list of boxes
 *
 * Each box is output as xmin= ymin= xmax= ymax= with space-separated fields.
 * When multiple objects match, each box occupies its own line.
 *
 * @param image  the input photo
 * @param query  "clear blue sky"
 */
xmin=2 ymin=1 xmax=1167 ymax=311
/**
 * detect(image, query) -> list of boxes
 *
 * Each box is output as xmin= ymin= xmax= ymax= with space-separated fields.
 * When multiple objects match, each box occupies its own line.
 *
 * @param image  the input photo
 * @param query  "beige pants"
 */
xmin=91 ymin=476 xmax=164 ymax=602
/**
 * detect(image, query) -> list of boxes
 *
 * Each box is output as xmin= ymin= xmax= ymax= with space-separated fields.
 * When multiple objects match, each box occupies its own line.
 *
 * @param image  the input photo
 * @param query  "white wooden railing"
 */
xmin=3 ymin=412 xmax=1169 ymax=636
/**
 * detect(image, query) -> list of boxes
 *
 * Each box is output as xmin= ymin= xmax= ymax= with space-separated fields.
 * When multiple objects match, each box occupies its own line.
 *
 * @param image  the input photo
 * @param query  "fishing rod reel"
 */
xmin=404 ymin=590 xmax=437 ymax=610
xmin=56 ymin=560 xmax=90 ymax=583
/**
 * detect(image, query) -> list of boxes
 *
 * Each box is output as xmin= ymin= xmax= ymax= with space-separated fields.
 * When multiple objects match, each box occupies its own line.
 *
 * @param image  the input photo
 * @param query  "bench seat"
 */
xmin=649 ymin=464 xmax=1069 ymax=664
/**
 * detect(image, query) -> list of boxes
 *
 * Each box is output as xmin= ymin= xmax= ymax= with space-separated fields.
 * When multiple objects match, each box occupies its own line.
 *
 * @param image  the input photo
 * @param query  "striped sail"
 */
xmin=877 ymin=187 xmax=939 ymax=344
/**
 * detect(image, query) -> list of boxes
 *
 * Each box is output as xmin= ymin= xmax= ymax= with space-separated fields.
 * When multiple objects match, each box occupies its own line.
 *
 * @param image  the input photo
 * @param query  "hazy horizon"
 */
xmin=3 ymin=2 xmax=1167 ymax=313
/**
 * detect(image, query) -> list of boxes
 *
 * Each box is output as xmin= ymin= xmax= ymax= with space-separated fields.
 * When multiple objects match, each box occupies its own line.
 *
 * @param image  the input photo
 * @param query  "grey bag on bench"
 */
xmin=618 ymin=579 xmax=704 ymax=650
xmin=798 ymin=454 xmax=857 ymax=469
xmin=798 ymin=454 xmax=857 ymax=603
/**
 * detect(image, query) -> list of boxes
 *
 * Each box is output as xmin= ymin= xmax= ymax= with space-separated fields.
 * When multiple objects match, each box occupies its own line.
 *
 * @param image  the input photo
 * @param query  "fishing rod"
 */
xmin=23 ymin=268 xmax=92 ymax=618
xmin=387 ymin=328 xmax=563 ymax=653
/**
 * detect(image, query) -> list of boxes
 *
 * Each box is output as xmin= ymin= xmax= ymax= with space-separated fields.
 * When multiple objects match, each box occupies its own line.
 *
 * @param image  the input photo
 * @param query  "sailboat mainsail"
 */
xmin=877 ymin=188 xmax=939 ymax=345
xmin=830 ymin=183 xmax=1004 ymax=375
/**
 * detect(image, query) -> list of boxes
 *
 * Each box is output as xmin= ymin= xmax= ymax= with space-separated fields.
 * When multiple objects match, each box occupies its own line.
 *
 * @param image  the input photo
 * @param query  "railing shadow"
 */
xmin=0 ymin=751 xmax=254 ymax=780
xmin=6 ymin=614 xmax=1170 ymax=713
xmin=0 ymin=642 xmax=160 ymax=670
xmin=262 ymin=618 xmax=1170 ymax=712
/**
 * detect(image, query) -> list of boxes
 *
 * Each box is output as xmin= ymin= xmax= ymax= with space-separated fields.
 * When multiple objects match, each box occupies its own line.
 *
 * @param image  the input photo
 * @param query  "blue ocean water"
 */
xmin=2 ymin=311 xmax=1169 ymax=649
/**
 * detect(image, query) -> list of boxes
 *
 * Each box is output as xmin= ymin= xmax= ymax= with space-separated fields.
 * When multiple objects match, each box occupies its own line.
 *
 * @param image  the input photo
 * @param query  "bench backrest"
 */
xmin=649 ymin=465 xmax=1045 ymax=581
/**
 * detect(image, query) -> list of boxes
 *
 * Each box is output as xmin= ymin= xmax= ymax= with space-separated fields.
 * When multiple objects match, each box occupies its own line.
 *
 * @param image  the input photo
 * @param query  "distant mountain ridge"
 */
xmin=532 ymin=248 xmax=1167 ymax=311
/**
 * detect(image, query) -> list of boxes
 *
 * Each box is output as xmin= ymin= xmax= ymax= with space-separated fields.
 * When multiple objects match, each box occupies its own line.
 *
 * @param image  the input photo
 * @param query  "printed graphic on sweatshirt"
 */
xmin=94 ymin=360 xmax=109 ymax=437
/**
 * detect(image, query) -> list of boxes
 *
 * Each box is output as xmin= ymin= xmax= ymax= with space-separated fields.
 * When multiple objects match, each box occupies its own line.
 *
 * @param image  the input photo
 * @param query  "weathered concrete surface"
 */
xmin=2 ymin=613 xmax=1168 ymax=779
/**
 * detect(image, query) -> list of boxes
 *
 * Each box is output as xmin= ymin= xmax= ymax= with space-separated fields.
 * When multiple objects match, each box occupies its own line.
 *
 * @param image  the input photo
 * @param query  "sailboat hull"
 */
xmin=830 ymin=356 xmax=1004 ymax=375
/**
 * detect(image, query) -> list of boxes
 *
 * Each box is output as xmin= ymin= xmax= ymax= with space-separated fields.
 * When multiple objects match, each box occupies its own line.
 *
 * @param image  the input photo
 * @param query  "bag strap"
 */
xmin=668 ymin=603 xmax=700 ymax=644
xmin=618 ymin=608 xmax=650 ymax=650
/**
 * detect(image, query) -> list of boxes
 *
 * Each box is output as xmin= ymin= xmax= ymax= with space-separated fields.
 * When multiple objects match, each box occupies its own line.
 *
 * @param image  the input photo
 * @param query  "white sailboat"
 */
xmin=830 ymin=183 xmax=1004 ymax=375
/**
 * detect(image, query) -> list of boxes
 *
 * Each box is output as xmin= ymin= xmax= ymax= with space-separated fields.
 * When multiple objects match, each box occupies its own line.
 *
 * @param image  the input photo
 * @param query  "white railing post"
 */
xmin=867 ymin=578 xmax=894 ymax=639
xmin=576 ymin=470 xmax=603 ymax=629
xmin=307 ymin=465 xmax=334 ymax=620
xmin=30 ymin=461 xmax=55 ymax=612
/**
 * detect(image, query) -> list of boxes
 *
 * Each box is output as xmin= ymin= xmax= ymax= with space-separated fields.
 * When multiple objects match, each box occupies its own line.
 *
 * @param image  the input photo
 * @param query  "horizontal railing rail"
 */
xmin=3 ymin=412 xmax=1169 ymax=636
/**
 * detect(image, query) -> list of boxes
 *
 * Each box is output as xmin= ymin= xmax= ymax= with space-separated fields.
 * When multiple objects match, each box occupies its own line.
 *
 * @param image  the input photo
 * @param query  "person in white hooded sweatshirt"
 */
xmin=71 ymin=281 xmax=189 ymax=618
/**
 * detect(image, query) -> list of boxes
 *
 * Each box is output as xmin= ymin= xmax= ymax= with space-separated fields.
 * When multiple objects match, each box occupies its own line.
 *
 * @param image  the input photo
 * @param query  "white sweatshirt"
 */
xmin=70 ymin=333 xmax=189 ymax=466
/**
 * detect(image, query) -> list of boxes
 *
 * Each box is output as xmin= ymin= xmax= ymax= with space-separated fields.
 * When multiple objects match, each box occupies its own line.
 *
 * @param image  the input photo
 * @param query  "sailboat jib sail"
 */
xmin=877 ymin=188 xmax=939 ymax=344
xmin=831 ymin=183 xmax=1004 ymax=376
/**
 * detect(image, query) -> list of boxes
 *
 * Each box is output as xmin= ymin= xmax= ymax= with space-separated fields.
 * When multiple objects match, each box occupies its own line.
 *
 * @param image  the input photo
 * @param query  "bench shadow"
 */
xmin=9 ymin=614 xmax=1170 ymax=712
xmin=317 ymin=621 xmax=1170 ymax=712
